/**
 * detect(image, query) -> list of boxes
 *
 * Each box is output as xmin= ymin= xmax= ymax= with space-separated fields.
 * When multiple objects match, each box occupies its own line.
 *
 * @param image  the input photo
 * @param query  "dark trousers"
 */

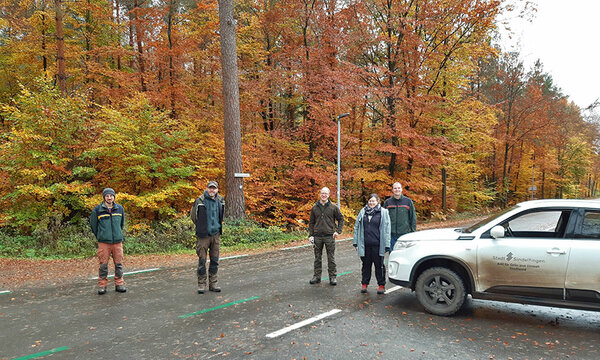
xmin=196 ymin=234 xmax=220 ymax=286
xmin=361 ymin=245 xmax=385 ymax=286
xmin=390 ymin=234 xmax=401 ymax=251
xmin=313 ymin=235 xmax=336 ymax=278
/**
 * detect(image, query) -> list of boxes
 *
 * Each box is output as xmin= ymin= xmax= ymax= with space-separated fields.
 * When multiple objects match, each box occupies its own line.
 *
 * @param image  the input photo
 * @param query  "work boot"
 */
xmin=98 ymin=287 xmax=107 ymax=295
xmin=377 ymin=285 xmax=385 ymax=295
xmin=209 ymin=273 xmax=221 ymax=292
xmin=115 ymin=285 xmax=127 ymax=293
xmin=198 ymin=276 xmax=207 ymax=294
xmin=329 ymin=277 xmax=337 ymax=286
xmin=309 ymin=277 xmax=321 ymax=284
xmin=361 ymin=284 xmax=368 ymax=293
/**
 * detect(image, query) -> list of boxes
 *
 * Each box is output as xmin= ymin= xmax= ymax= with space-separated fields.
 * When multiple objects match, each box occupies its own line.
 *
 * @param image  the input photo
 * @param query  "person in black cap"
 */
xmin=190 ymin=181 xmax=225 ymax=293
xmin=90 ymin=188 xmax=127 ymax=295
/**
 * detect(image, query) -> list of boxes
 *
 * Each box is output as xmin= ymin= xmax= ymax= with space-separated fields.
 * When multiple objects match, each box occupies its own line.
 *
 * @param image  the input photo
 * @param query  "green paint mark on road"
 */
xmin=14 ymin=346 xmax=69 ymax=359
xmin=322 ymin=271 xmax=352 ymax=281
xmin=179 ymin=296 xmax=260 ymax=318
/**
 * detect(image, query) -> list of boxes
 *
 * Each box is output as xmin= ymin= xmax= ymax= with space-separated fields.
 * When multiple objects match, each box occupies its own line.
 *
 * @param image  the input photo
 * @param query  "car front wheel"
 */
xmin=415 ymin=267 xmax=466 ymax=316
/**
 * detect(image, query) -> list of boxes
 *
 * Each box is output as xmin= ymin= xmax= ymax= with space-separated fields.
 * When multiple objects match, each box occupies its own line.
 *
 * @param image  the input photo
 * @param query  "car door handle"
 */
xmin=546 ymin=248 xmax=566 ymax=255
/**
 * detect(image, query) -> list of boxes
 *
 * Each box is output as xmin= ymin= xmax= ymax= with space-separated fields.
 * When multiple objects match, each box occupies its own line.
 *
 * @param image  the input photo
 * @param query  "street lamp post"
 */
xmin=336 ymin=113 xmax=350 ymax=208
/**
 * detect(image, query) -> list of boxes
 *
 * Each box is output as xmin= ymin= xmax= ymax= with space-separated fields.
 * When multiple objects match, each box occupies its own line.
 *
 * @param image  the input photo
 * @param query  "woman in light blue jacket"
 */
xmin=353 ymin=193 xmax=391 ymax=294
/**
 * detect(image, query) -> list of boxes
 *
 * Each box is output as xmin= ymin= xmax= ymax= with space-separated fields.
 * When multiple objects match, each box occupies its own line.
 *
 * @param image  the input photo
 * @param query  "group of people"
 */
xmin=308 ymin=183 xmax=416 ymax=294
xmin=90 ymin=181 xmax=225 ymax=295
xmin=89 ymin=181 xmax=416 ymax=296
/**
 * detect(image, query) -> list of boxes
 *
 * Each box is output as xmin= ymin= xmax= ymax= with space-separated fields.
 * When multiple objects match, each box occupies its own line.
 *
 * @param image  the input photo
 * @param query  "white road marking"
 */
xmin=280 ymin=244 xmax=312 ymax=251
xmin=221 ymin=254 xmax=249 ymax=260
xmin=265 ymin=309 xmax=342 ymax=338
xmin=384 ymin=286 xmax=402 ymax=294
xmin=0 ymin=290 xmax=10 ymax=295
xmin=91 ymin=267 xmax=160 ymax=280
xmin=280 ymin=237 xmax=354 ymax=251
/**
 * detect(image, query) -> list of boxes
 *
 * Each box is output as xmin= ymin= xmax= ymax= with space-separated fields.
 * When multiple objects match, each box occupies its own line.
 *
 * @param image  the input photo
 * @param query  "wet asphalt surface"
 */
xmin=1 ymin=240 xmax=599 ymax=360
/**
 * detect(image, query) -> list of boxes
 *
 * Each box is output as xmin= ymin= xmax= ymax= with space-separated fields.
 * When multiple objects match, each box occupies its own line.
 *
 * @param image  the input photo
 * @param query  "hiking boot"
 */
xmin=329 ymin=277 xmax=337 ymax=286
xmin=209 ymin=286 xmax=221 ymax=293
xmin=309 ymin=277 xmax=321 ymax=284
xmin=361 ymin=284 xmax=368 ymax=293
xmin=98 ymin=287 xmax=107 ymax=295
xmin=115 ymin=285 xmax=127 ymax=293
xmin=198 ymin=274 xmax=207 ymax=294
xmin=377 ymin=285 xmax=385 ymax=294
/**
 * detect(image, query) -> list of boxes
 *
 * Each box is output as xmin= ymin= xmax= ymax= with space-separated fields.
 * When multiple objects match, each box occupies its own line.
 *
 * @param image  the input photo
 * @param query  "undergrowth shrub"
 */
xmin=0 ymin=216 xmax=307 ymax=259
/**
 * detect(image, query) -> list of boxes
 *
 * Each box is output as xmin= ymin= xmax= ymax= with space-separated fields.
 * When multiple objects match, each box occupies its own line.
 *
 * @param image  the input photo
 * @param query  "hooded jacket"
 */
xmin=190 ymin=192 xmax=225 ymax=238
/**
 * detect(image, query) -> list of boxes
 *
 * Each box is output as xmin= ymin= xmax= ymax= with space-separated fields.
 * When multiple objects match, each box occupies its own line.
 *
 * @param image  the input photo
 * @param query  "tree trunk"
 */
xmin=54 ymin=0 xmax=67 ymax=95
xmin=167 ymin=0 xmax=177 ymax=118
xmin=218 ymin=0 xmax=245 ymax=219
xmin=442 ymin=167 xmax=447 ymax=212
xmin=132 ymin=0 xmax=146 ymax=91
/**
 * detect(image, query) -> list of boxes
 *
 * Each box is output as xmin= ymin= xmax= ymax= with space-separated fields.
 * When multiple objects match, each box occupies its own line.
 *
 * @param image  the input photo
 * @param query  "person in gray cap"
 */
xmin=190 ymin=181 xmax=225 ymax=293
xmin=90 ymin=188 xmax=127 ymax=295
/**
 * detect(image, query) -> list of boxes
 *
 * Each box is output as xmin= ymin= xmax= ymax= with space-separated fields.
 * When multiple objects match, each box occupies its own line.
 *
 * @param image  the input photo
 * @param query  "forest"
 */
xmin=1 ymin=0 xmax=600 ymax=239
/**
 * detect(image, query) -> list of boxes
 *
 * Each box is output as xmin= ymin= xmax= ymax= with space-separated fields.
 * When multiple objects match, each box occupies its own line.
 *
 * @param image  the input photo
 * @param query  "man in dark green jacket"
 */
xmin=190 ymin=181 xmax=225 ymax=294
xmin=308 ymin=187 xmax=344 ymax=285
xmin=383 ymin=182 xmax=417 ymax=250
xmin=90 ymin=188 xmax=126 ymax=295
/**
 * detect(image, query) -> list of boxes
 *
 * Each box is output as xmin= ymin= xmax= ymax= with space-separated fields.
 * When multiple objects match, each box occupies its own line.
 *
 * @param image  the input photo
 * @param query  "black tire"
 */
xmin=415 ymin=267 xmax=466 ymax=316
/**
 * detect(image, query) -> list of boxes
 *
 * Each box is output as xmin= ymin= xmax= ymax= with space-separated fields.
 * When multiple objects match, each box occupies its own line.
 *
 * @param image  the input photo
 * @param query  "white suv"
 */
xmin=387 ymin=199 xmax=600 ymax=316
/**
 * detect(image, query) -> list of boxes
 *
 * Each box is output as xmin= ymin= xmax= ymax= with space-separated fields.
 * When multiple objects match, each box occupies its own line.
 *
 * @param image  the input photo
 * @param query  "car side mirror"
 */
xmin=490 ymin=225 xmax=505 ymax=239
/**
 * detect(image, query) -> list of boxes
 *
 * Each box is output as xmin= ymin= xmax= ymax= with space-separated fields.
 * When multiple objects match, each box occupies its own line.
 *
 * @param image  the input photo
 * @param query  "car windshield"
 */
xmin=462 ymin=206 xmax=518 ymax=233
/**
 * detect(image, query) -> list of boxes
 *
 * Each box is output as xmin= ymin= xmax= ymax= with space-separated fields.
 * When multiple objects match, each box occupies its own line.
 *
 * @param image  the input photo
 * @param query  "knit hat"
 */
xmin=207 ymin=181 xmax=218 ymax=188
xmin=102 ymin=188 xmax=116 ymax=198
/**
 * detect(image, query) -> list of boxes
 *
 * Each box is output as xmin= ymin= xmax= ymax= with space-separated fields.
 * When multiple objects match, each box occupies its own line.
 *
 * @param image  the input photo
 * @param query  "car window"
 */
xmin=463 ymin=206 xmax=516 ymax=233
xmin=501 ymin=210 xmax=570 ymax=238
xmin=580 ymin=211 xmax=600 ymax=239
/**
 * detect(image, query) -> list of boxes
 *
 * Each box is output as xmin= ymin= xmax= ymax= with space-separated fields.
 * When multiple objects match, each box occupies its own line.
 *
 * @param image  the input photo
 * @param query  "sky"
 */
xmin=497 ymin=0 xmax=600 ymax=109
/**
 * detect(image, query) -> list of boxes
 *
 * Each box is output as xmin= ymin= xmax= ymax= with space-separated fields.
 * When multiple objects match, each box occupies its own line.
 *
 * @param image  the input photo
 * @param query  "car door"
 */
xmin=565 ymin=209 xmax=600 ymax=303
xmin=476 ymin=208 xmax=572 ymax=299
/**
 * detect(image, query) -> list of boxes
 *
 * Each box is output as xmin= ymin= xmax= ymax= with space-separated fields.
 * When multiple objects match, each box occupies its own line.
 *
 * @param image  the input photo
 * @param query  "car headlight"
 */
xmin=394 ymin=241 xmax=417 ymax=250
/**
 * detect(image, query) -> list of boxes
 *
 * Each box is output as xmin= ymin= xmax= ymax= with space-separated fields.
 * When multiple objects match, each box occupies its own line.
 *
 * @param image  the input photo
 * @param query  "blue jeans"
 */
xmin=390 ymin=234 xmax=401 ymax=251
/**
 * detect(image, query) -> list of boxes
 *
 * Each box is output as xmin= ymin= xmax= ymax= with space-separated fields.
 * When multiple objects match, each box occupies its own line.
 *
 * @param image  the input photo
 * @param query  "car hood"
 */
xmin=398 ymin=228 xmax=464 ymax=241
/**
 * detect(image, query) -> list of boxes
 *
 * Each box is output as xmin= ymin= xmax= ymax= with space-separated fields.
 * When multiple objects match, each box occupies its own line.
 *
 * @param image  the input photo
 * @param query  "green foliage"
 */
xmin=123 ymin=216 xmax=196 ymax=254
xmin=0 ymin=79 xmax=94 ymax=233
xmin=221 ymin=218 xmax=305 ymax=247
xmin=84 ymin=94 xmax=196 ymax=221
xmin=0 ymin=216 xmax=307 ymax=259
xmin=0 ymin=219 xmax=96 ymax=258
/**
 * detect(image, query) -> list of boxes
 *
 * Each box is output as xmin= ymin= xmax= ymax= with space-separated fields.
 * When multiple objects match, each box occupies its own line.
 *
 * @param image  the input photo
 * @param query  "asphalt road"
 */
xmin=1 ymin=240 xmax=599 ymax=359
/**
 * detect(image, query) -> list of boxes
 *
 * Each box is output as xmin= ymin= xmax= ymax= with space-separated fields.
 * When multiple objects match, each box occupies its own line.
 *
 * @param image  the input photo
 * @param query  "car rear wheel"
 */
xmin=415 ymin=267 xmax=466 ymax=316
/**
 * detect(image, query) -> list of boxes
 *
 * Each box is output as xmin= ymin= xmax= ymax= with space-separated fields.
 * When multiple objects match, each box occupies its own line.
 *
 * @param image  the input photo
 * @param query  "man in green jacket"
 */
xmin=90 ymin=188 xmax=126 ymax=295
xmin=308 ymin=187 xmax=344 ymax=286
xmin=190 ymin=181 xmax=225 ymax=294
xmin=383 ymin=182 xmax=417 ymax=250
